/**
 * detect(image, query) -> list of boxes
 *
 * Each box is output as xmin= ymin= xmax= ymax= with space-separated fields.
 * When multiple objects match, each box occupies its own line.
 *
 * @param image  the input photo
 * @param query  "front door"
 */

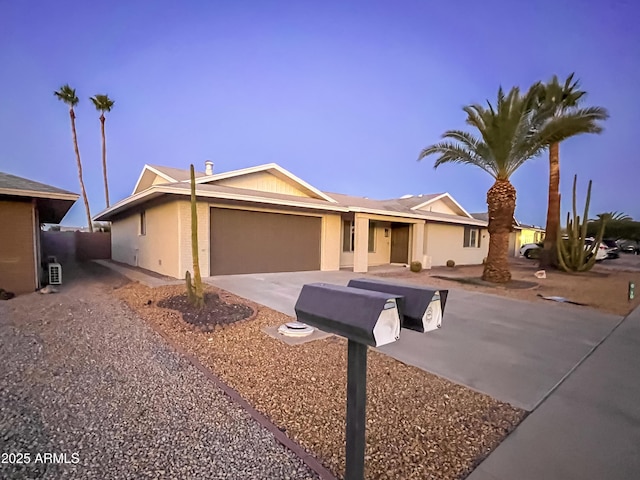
xmin=390 ymin=224 xmax=409 ymax=263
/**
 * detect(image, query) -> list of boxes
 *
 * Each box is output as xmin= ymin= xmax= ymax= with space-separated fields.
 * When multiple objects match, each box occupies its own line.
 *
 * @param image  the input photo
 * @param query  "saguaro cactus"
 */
xmin=185 ymin=164 xmax=205 ymax=308
xmin=557 ymin=175 xmax=606 ymax=272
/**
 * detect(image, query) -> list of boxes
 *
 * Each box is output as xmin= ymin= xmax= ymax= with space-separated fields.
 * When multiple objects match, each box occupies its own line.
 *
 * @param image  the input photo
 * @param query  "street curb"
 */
xmin=147 ymin=322 xmax=338 ymax=480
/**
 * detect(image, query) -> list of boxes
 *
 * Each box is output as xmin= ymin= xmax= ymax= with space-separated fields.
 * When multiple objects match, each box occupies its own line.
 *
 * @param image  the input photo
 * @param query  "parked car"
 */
xmin=520 ymin=239 xmax=609 ymax=261
xmin=620 ymin=242 xmax=640 ymax=254
xmin=602 ymin=239 xmax=620 ymax=259
xmin=519 ymin=242 xmax=543 ymax=259
xmin=584 ymin=238 xmax=610 ymax=261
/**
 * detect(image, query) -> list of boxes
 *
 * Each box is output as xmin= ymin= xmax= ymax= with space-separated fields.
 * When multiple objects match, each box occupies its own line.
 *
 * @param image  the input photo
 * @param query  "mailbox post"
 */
xmin=294 ymin=281 xmax=448 ymax=480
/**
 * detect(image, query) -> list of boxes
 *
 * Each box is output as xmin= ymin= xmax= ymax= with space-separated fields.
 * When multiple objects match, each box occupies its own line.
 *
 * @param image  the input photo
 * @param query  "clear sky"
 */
xmin=1 ymin=0 xmax=638 ymax=227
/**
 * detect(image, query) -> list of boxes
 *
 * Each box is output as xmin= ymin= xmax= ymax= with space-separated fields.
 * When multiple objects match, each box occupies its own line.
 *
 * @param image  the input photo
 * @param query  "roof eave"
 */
xmin=0 ymin=187 xmax=79 ymax=202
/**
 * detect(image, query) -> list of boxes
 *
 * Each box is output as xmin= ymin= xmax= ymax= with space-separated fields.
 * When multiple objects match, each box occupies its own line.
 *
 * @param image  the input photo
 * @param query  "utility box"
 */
xmin=294 ymin=283 xmax=402 ymax=347
xmin=347 ymin=278 xmax=447 ymax=333
xmin=48 ymin=263 xmax=62 ymax=285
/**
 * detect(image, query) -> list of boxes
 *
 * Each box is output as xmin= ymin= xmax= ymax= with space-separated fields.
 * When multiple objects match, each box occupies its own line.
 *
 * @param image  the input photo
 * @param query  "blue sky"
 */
xmin=1 ymin=0 xmax=638 ymax=226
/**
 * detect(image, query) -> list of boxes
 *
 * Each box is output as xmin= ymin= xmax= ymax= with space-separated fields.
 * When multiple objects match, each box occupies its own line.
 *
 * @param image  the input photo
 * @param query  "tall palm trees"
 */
xmin=90 ymin=94 xmax=115 ymax=208
xmin=419 ymin=86 xmax=547 ymax=282
xmin=418 ymin=84 xmax=603 ymax=283
xmin=536 ymin=74 xmax=609 ymax=268
xmin=54 ymin=85 xmax=93 ymax=232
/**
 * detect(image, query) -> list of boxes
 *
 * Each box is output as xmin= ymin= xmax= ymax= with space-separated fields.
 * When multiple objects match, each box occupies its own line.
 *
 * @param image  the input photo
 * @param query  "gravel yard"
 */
xmin=117 ymin=281 xmax=526 ymax=480
xmin=0 ymin=263 xmax=317 ymax=480
xmin=376 ymin=257 xmax=640 ymax=316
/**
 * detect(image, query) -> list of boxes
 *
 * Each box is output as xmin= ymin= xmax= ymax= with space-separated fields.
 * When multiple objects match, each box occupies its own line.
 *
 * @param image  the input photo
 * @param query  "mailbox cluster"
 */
xmin=294 ymin=278 xmax=449 ymax=480
xmin=294 ymin=278 xmax=448 ymax=347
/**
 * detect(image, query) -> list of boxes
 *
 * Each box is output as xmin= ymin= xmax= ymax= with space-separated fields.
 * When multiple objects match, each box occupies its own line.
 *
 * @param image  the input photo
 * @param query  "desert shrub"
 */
xmin=446 ymin=259 xmax=455 ymax=268
xmin=410 ymin=261 xmax=422 ymax=273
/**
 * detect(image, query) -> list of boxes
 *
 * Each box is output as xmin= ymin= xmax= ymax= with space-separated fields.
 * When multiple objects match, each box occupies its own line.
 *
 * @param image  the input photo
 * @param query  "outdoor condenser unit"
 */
xmin=48 ymin=263 xmax=62 ymax=285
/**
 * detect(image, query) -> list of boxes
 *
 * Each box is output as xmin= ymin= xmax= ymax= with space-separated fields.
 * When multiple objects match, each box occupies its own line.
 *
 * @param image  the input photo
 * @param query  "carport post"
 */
xmin=345 ymin=339 xmax=367 ymax=480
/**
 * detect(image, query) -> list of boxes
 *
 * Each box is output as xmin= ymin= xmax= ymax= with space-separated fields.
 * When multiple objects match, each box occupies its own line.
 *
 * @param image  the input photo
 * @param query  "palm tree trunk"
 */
xmin=70 ymin=108 xmax=93 ymax=232
xmin=100 ymin=114 xmax=110 ymax=207
xmin=482 ymin=179 xmax=516 ymax=283
xmin=540 ymin=142 xmax=560 ymax=268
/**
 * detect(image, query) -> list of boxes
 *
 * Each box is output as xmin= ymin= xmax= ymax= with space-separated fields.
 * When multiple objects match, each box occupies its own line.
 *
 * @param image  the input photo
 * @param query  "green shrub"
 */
xmin=410 ymin=261 xmax=422 ymax=273
xmin=446 ymin=259 xmax=455 ymax=268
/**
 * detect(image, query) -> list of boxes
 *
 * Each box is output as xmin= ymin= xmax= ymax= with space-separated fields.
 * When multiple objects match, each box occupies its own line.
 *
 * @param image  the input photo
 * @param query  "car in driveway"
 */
xmin=519 ymin=242 xmax=543 ymax=259
xmin=520 ymin=239 xmax=609 ymax=261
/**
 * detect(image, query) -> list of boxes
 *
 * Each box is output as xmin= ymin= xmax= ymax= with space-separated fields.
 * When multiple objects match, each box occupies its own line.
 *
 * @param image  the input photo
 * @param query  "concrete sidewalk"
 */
xmin=205 ymin=270 xmax=621 ymax=411
xmin=468 ymin=305 xmax=640 ymax=480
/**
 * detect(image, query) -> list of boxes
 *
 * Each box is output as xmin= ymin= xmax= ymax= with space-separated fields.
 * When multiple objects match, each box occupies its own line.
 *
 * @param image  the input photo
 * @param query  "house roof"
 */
xmin=147 ymin=164 xmax=206 ymax=182
xmin=94 ymin=163 xmax=488 ymax=227
xmin=0 ymin=172 xmax=77 ymax=197
xmin=470 ymin=212 xmax=489 ymax=222
xmin=194 ymin=163 xmax=338 ymax=203
xmin=471 ymin=212 xmax=545 ymax=231
xmin=0 ymin=171 xmax=79 ymax=223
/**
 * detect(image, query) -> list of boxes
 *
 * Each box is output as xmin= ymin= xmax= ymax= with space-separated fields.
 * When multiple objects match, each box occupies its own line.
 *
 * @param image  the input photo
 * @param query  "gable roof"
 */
xmin=95 ymin=162 xmax=487 ymax=227
xmin=131 ymin=164 xmax=206 ymax=194
xmin=407 ymin=193 xmax=473 ymax=218
xmin=194 ymin=163 xmax=337 ymax=203
xmin=149 ymin=165 xmax=206 ymax=182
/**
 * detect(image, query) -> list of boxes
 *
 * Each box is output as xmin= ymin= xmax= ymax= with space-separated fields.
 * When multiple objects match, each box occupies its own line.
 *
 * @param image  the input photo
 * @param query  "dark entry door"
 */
xmin=210 ymin=208 xmax=322 ymax=275
xmin=390 ymin=224 xmax=409 ymax=263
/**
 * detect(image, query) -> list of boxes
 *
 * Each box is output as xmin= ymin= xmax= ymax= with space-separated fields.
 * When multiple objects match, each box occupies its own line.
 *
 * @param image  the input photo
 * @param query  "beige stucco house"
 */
xmin=94 ymin=162 xmax=489 ymax=278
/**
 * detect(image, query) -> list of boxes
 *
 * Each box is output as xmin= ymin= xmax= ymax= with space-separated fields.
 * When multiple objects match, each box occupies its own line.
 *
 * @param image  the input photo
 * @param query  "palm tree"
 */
xmin=419 ymin=86 xmax=550 ymax=282
xmin=90 ymin=94 xmax=115 ymax=208
xmin=54 ymin=85 xmax=93 ymax=232
xmin=593 ymin=211 xmax=632 ymax=222
xmin=536 ymin=74 xmax=609 ymax=268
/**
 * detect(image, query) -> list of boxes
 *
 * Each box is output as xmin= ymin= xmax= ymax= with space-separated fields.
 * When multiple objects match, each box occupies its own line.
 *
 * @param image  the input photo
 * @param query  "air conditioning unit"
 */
xmin=48 ymin=263 xmax=62 ymax=285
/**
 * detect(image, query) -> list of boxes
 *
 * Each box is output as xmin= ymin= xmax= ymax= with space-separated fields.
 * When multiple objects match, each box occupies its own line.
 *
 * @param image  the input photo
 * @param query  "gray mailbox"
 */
xmin=347 ymin=278 xmax=448 ymax=333
xmin=293 ymin=280 xmax=448 ymax=480
xmin=294 ymin=283 xmax=402 ymax=347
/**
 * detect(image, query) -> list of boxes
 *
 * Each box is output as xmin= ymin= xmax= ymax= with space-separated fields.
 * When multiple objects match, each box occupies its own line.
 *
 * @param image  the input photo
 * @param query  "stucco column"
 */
xmin=411 ymin=221 xmax=425 ymax=264
xmin=353 ymin=214 xmax=369 ymax=273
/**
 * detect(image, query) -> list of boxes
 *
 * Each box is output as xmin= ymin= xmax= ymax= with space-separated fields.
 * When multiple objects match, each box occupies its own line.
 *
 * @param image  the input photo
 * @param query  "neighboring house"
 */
xmin=0 ymin=172 xmax=78 ymax=294
xmin=472 ymin=213 xmax=545 ymax=257
xmin=94 ymin=162 xmax=489 ymax=278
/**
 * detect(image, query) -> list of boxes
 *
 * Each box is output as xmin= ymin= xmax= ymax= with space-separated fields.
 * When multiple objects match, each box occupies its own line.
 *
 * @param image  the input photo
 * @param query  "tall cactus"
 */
xmin=557 ymin=175 xmax=606 ymax=272
xmin=185 ymin=164 xmax=204 ymax=308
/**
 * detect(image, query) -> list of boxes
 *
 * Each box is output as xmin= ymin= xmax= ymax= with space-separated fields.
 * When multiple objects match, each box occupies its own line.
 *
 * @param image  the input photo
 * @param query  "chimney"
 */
xmin=205 ymin=160 xmax=214 ymax=175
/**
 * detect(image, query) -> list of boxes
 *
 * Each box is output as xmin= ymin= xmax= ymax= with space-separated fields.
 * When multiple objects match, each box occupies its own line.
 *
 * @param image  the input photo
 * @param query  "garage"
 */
xmin=209 ymin=207 xmax=322 ymax=275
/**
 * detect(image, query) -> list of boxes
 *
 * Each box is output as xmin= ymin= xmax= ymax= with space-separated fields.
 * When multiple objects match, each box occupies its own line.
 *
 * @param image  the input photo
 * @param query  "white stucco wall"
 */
xmin=321 ymin=214 xmax=342 ymax=271
xmin=178 ymin=200 xmax=211 ymax=278
xmin=424 ymin=223 xmax=489 ymax=266
xmin=111 ymin=201 xmax=180 ymax=277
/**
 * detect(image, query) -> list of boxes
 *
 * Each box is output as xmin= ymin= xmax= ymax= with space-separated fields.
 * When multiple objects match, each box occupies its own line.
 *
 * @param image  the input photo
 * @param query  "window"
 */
xmin=342 ymin=220 xmax=354 ymax=252
xmin=140 ymin=211 xmax=146 ymax=236
xmin=368 ymin=222 xmax=376 ymax=253
xmin=342 ymin=220 xmax=376 ymax=252
xmin=463 ymin=226 xmax=480 ymax=248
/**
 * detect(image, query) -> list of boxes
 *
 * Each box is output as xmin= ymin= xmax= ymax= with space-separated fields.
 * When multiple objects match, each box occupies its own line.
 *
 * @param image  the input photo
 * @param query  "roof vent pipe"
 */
xmin=205 ymin=160 xmax=214 ymax=175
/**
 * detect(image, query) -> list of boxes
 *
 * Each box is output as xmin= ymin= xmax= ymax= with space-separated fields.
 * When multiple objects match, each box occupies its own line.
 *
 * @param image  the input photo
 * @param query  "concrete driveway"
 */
xmin=205 ymin=270 xmax=622 ymax=411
